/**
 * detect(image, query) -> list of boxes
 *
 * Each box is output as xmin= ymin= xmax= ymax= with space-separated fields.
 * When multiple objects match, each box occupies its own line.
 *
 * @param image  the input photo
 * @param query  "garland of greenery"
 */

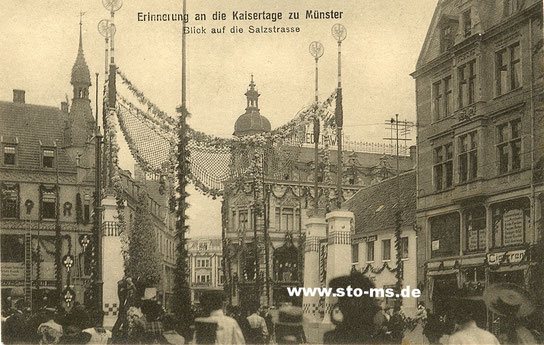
xmin=394 ymin=210 xmax=403 ymax=306
xmin=116 ymin=67 xmax=337 ymax=148
xmin=126 ymin=192 xmax=161 ymax=286
xmin=360 ymin=262 xmax=400 ymax=275
xmin=76 ymin=193 xmax=83 ymax=224
xmin=173 ymin=105 xmax=193 ymax=337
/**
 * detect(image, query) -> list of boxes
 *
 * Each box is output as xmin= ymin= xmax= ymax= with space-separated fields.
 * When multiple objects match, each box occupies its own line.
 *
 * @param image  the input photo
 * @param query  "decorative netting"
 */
xmin=114 ymin=68 xmax=338 ymax=197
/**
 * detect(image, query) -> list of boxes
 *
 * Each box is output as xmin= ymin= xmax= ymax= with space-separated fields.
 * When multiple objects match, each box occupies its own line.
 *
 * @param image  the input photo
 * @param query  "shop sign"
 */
xmin=503 ymin=209 xmax=524 ymax=245
xmin=432 ymin=240 xmax=440 ymax=251
xmin=1 ymin=262 xmax=24 ymax=280
xmin=360 ymin=235 xmax=377 ymax=243
xmin=487 ymin=249 xmax=526 ymax=265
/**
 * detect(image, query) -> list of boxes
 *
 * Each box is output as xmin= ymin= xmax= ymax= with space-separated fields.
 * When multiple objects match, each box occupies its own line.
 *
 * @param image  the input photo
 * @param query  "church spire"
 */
xmin=71 ymin=13 xmax=91 ymax=99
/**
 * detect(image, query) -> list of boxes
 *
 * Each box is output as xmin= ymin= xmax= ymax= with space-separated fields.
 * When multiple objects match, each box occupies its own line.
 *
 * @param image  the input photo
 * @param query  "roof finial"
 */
xmin=79 ymin=11 xmax=86 ymax=51
xmin=249 ymin=73 xmax=255 ymax=90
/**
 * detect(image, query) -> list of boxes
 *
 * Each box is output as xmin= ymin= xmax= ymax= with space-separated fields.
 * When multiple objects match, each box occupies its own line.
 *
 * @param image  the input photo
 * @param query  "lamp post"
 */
xmin=331 ymin=24 xmax=346 ymax=209
xmin=309 ymin=41 xmax=324 ymax=213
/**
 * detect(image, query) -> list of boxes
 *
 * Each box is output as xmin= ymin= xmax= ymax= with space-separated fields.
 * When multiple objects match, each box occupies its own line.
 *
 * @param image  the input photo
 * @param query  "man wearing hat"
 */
xmin=274 ymin=306 xmax=306 ymax=345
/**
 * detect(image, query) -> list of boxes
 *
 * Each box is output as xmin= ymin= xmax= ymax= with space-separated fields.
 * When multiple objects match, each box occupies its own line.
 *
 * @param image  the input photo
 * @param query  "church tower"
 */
xmin=66 ymin=18 xmax=95 ymax=149
xmin=64 ymin=18 xmax=96 ymax=179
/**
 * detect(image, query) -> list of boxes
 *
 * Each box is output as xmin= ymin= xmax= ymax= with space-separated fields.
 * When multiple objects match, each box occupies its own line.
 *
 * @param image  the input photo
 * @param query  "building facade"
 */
xmin=412 ymin=0 xmax=544 ymax=330
xmin=347 ymin=171 xmax=418 ymax=317
xmin=223 ymin=77 xmax=415 ymax=310
xmin=102 ymin=167 xmax=177 ymax=326
xmin=187 ymin=237 xmax=223 ymax=304
xmin=0 ymin=24 xmax=97 ymax=309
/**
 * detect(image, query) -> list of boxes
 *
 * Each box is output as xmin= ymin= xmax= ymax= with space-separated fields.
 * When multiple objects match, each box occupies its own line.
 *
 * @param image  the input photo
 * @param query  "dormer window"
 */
xmin=463 ymin=10 xmax=472 ymax=37
xmin=43 ymin=149 xmax=55 ymax=168
xmin=3 ymin=145 xmax=16 ymax=165
xmin=440 ymin=25 xmax=454 ymax=53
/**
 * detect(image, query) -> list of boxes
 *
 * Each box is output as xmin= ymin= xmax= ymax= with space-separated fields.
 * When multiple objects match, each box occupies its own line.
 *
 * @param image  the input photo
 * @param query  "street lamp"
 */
xmin=309 ymin=41 xmax=324 ymax=213
xmin=331 ymin=24 xmax=346 ymax=209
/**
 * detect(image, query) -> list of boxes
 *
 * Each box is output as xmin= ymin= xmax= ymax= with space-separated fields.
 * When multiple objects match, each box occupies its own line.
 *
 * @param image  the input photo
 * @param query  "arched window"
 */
xmin=273 ymin=240 xmax=299 ymax=282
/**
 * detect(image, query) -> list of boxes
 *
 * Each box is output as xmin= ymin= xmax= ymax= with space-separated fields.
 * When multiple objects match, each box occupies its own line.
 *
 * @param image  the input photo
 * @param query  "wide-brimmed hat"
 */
xmin=483 ymin=283 xmax=535 ymax=318
xmin=274 ymin=306 xmax=303 ymax=326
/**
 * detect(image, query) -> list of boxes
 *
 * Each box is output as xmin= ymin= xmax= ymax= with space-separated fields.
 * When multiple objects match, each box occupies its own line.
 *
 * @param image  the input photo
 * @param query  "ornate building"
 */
xmin=222 ymin=77 xmax=415 ymax=309
xmin=0 ymin=23 xmax=97 ymax=308
xmin=187 ymin=237 xmax=223 ymax=304
xmin=412 ymin=0 xmax=543 ymax=331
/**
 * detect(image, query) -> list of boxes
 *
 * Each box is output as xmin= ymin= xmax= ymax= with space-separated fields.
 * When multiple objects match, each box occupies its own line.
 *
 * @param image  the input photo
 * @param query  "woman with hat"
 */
xmin=483 ymin=283 xmax=538 ymax=344
xmin=274 ymin=306 xmax=306 ymax=345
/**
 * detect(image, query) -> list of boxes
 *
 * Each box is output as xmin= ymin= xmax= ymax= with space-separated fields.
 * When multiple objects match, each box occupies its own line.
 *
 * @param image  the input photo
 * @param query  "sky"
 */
xmin=0 ymin=0 xmax=437 ymax=237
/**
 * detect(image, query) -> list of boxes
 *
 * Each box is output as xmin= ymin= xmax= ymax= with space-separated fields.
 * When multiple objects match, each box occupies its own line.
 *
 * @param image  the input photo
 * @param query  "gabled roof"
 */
xmin=0 ymin=101 xmax=75 ymax=173
xmin=346 ymin=170 xmax=416 ymax=234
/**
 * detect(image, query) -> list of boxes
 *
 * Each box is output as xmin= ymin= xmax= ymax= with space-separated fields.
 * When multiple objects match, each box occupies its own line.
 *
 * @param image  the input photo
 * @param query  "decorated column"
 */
xmin=323 ymin=209 xmax=353 ymax=323
xmin=302 ymin=216 xmax=327 ymax=321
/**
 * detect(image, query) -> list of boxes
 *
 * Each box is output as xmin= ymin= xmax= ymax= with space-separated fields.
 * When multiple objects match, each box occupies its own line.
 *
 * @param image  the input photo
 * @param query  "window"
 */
xmin=275 ymin=207 xmax=300 ymax=231
xmin=351 ymin=243 xmax=359 ymax=263
xmin=433 ymin=81 xmax=442 ymax=121
xmin=463 ymin=10 xmax=472 ymax=37
xmin=382 ymin=239 xmax=391 ymax=261
xmin=440 ymin=25 xmax=454 ymax=53
xmin=459 ymin=131 xmax=478 ymax=182
xmin=219 ymin=274 xmax=225 ymax=284
xmin=239 ymin=210 xmax=248 ymax=230
xmin=282 ymin=208 xmax=295 ymax=231
xmin=3 ymin=145 xmax=16 ymax=165
xmin=1 ymin=235 xmax=24 ymax=263
xmin=41 ymin=187 xmax=56 ymax=220
xmin=465 ymin=207 xmax=486 ymax=252
xmin=492 ymin=198 xmax=529 ymax=248
xmin=434 ymin=143 xmax=453 ymax=191
xmin=458 ymin=60 xmax=477 ymax=108
xmin=504 ymin=0 xmax=524 ymax=16
xmin=42 ymin=149 xmax=55 ymax=168
xmin=430 ymin=213 xmax=460 ymax=258
xmin=196 ymin=274 xmax=210 ymax=283
xmin=196 ymin=258 xmax=210 ymax=268
xmin=401 ymin=237 xmax=409 ymax=259
xmin=497 ymin=119 xmax=522 ymax=174
xmin=367 ymin=241 xmax=375 ymax=262
xmin=1 ymin=184 xmax=19 ymax=219
xmin=496 ymin=43 xmax=521 ymax=95
xmin=432 ymin=76 xmax=453 ymax=121
xmin=231 ymin=210 xmax=237 ymax=230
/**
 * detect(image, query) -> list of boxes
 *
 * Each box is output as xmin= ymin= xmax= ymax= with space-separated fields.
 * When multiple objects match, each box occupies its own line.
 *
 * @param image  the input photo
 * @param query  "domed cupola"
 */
xmin=233 ymin=75 xmax=271 ymax=136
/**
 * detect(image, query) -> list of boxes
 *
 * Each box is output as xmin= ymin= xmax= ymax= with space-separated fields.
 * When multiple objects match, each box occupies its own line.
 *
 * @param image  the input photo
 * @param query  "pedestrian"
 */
xmin=260 ymin=305 xmax=275 ymax=344
xmin=388 ymin=306 xmax=406 ymax=343
xmin=274 ymin=306 xmax=306 ymax=345
xmin=141 ymin=299 xmax=166 ymax=344
xmin=82 ymin=309 xmax=112 ymax=344
xmin=323 ymin=271 xmax=384 ymax=344
xmin=196 ymin=292 xmax=245 ymax=345
xmin=446 ymin=299 xmax=500 ymax=345
xmin=483 ymin=283 xmax=538 ymax=345
xmin=246 ymin=303 xmax=269 ymax=344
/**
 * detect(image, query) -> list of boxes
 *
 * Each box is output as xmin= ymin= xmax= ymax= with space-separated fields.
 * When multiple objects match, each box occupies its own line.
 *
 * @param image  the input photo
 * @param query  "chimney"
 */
xmin=13 ymin=90 xmax=25 ymax=104
xmin=61 ymin=102 xmax=69 ymax=112
xmin=409 ymin=145 xmax=417 ymax=164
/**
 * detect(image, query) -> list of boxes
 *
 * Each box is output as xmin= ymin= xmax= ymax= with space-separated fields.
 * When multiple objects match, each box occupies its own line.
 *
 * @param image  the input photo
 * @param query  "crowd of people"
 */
xmin=2 ymin=273 xmax=544 ymax=344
